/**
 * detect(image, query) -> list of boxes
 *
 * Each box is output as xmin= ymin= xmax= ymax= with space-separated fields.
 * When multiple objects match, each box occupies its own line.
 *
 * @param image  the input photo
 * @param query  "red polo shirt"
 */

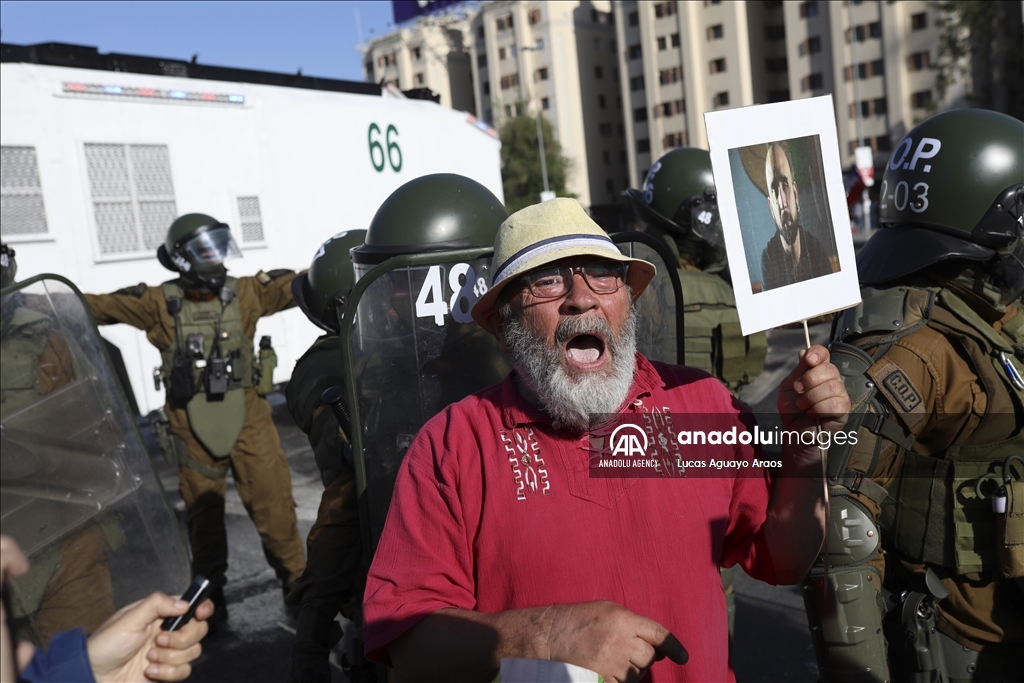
xmin=364 ymin=354 xmax=776 ymax=682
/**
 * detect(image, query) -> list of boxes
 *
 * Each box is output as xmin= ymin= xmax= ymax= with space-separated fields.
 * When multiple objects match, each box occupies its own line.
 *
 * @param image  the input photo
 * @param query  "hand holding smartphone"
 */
xmin=161 ymin=575 xmax=212 ymax=631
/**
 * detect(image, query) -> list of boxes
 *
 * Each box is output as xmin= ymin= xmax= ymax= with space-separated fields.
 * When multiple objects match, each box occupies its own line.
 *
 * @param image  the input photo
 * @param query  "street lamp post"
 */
xmin=522 ymin=44 xmax=553 ymax=202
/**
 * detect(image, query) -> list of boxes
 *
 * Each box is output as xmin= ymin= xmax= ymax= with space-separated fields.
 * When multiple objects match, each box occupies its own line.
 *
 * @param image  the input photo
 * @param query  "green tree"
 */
xmin=499 ymin=112 xmax=573 ymax=214
xmin=931 ymin=0 xmax=1023 ymax=119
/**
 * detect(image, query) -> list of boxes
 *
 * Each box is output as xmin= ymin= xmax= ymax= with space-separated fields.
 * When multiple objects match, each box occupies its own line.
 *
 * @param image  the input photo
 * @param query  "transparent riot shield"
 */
xmin=612 ymin=231 xmax=685 ymax=365
xmin=341 ymin=249 xmax=510 ymax=554
xmin=1 ymin=274 xmax=190 ymax=647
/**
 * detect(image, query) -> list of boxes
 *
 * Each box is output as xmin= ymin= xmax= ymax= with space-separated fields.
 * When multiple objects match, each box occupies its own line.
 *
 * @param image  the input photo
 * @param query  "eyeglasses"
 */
xmin=516 ymin=260 xmax=628 ymax=299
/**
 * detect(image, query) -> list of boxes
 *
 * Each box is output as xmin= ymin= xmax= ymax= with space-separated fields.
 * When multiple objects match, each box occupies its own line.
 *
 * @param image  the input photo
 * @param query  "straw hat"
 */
xmin=471 ymin=197 xmax=656 ymax=328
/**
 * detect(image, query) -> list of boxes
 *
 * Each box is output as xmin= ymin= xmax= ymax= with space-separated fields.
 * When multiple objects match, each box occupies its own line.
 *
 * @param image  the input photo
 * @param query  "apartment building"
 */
xmin=615 ymin=0 xmax=962 ymax=187
xmin=469 ymin=0 xmax=629 ymax=211
xmin=361 ymin=15 xmax=476 ymax=112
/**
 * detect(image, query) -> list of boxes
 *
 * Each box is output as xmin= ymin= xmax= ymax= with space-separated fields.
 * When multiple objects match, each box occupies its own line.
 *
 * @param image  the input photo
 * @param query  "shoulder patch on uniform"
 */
xmin=870 ymin=359 xmax=926 ymax=430
xmin=256 ymin=269 xmax=293 ymax=285
xmin=114 ymin=283 xmax=148 ymax=298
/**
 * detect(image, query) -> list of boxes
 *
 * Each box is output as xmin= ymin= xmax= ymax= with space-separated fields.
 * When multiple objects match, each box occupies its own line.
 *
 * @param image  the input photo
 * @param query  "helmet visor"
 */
xmin=184 ymin=227 xmax=241 ymax=270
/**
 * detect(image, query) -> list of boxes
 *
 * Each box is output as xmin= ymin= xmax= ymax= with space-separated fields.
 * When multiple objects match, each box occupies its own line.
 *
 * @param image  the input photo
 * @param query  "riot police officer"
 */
xmin=804 ymin=109 xmax=1024 ymax=682
xmin=624 ymin=148 xmax=768 ymax=643
xmin=285 ymin=174 xmax=509 ymax=683
xmin=84 ymin=214 xmax=306 ymax=622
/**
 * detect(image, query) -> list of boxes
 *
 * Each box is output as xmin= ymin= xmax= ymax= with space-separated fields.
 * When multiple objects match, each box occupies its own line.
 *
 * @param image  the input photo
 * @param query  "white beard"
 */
xmin=504 ymin=308 xmax=637 ymax=431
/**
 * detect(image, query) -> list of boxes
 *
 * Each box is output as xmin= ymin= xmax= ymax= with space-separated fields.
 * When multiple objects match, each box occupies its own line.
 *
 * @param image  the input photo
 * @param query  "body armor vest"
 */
xmin=678 ymin=268 xmax=767 ymax=393
xmin=0 ymin=306 xmax=53 ymax=418
xmin=159 ymin=277 xmax=254 ymax=393
xmin=834 ymin=285 xmax=1024 ymax=576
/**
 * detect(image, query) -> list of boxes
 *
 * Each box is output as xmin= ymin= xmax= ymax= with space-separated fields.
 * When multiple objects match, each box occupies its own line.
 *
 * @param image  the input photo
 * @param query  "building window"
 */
xmin=707 ymin=24 xmax=724 ymax=40
xmin=500 ymin=73 xmax=520 ymax=89
xmin=412 ymin=47 xmax=422 ymax=60
xmin=505 ymin=105 xmax=513 ymax=117
xmin=634 ymin=106 xmax=648 ymax=122
xmin=620 ymin=151 xmax=627 ymax=163
xmin=499 ymin=47 xmax=507 ymax=60
xmin=483 ymin=81 xmax=490 ymax=95
xmin=484 ymin=109 xmax=492 ymax=123
xmin=766 ymin=57 xmax=788 ymax=73
xmin=603 ymin=150 xmax=611 ymax=164
xmin=536 ymin=38 xmax=545 ymax=50
xmin=876 ymin=135 xmax=892 ymax=152
xmin=496 ymin=14 xmax=514 ymax=31
xmin=628 ymin=44 xmax=642 ymax=60
xmin=477 ymin=25 xmax=485 ymax=39
xmin=869 ymin=21 xmax=882 ymax=38
xmin=659 ymin=67 xmax=682 ymax=84
xmin=378 ymin=52 xmax=398 ymax=68
xmin=630 ymin=75 xmax=645 ymax=91
xmin=765 ymin=24 xmax=785 ymax=41
xmin=477 ymin=54 xmax=487 ymax=68
xmin=594 ymin=65 xmax=604 ymax=79
xmin=617 ymin=124 xmax=624 ymax=137
xmin=767 ymin=89 xmax=790 ymax=102
xmin=237 ymin=196 xmax=264 ymax=243
xmin=713 ymin=91 xmax=729 ymax=107
xmin=873 ymin=97 xmax=887 ymax=114
xmin=664 ymin=132 xmax=687 ymax=149
xmin=535 ymin=67 xmax=549 ymax=81
xmin=869 ymin=59 xmax=884 ymax=77
xmin=671 ymin=33 xmax=680 ymax=47
xmin=541 ymin=97 xmax=550 ymax=109
xmin=528 ymin=8 xmax=541 ymax=25
xmin=710 ymin=58 xmax=726 ymax=74
xmin=628 ymin=11 xmax=639 ymax=26
xmin=637 ymin=138 xmax=651 ymax=153
xmin=799 ymin=1 xmax=818 ymax=18
xmin=654 ymin=2 xmax=677 ymax=18
xmin=908 ymin=51 xmax=930 ymax=71
xmin=598 ymin=95 xmax=607 ymax=109
xmin=911 ymin=12 xmax=927 ymax=30
xmin=599 ymin=123 xmax=613 ymax=137
xmin=657 ymin=36 xmax=667 ymax=51
xmin=911 ymin=90 xmax=933 ymax=109
xmin=414 ymin=72 xmax=425 ymax=86
xmin=510 ymin=45 xmax=518 ymax=58
xmin=801 ymin=73 xmax=823 ymax=91
xmin=84 ymin=143 xmax=177 ymax=256
xmin=614 ymin=68 xmax=620 ymax=82
xmin=799 ymin=36 xmax=821 ymax=55
xmin=610 ymin=39 xmax=617 ymax=52
xmin=654 ymin=99 xmax=685 ymax=117
xmin=1 ymin=146 xmax=49 ymax=237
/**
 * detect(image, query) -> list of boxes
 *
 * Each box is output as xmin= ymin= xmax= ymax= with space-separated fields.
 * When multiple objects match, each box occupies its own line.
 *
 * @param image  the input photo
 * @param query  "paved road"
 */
xmin=147 ymin=321 xmax=833 ymax=682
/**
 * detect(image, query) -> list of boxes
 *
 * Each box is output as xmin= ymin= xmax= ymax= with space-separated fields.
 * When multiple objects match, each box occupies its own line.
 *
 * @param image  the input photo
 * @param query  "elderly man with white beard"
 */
xmin=362 ymin=198 xmax=850 ymax=683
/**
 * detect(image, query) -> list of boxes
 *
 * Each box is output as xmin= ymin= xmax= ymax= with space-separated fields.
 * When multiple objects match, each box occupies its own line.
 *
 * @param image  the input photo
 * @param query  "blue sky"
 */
xmin=0 ymin=1 xmax=397 ymax=82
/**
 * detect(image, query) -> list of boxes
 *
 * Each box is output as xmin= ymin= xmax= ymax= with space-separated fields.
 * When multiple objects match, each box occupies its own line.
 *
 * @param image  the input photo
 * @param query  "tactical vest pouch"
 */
xmin=718 ymin=321 xmax=747 ymax=384
xmin=256 ymin=337 xmax=276 ymax=397
xmin=185 ymin=388 xmax=245 ymax=458
xmin=951 ymin=459 xmax=998 ymax=574
xmin=999 ymin=478 xmax=1024 ymax=578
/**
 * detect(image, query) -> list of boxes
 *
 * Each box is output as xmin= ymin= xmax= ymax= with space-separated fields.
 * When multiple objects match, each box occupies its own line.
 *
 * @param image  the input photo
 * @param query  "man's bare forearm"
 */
xmin=389 ymin=607 xmax=550 ymax=683
xmin=763 ymin=444 xmax=826 ymax=584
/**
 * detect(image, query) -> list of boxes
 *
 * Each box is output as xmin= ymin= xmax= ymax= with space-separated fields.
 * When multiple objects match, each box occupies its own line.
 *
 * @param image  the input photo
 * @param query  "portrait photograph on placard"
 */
xmin=729 ymin=136 xmax=841 ymax=294
xmin=705 ymin=96 xmax=861 ymax=335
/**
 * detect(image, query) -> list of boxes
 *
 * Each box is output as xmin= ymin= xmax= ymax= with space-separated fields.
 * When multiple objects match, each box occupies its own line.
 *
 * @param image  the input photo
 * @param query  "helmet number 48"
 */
xmin=368 ymin=123 xmax=402 ymax=172
xmin=415 ymin=264 xmax=488 ymax=326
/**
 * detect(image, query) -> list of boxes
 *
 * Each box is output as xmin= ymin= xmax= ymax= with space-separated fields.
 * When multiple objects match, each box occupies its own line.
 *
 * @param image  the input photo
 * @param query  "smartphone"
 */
xmin=161 ymin=575 xmax=212 ymax=631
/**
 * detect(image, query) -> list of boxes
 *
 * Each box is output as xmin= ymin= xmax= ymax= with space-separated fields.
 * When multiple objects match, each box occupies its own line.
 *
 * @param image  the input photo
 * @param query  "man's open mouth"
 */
xmin=563 ymin=333 xmax=607 ymax=368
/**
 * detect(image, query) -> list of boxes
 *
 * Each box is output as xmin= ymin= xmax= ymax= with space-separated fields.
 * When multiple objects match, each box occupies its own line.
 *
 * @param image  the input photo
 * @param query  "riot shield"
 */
xmin=1 ymin=274 xmax=190 ymax=647
xmin=612 ymin=231 xmax=685 ymax=365
xmin=341 ymin=249 xmax=510 ymax=554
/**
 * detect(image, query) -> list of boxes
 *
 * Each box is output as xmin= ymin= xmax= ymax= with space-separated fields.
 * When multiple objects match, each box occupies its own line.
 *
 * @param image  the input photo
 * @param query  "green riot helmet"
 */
xmin=292 ymin=229 xmax=367 ymax=333
xmin=156 ymin=213 xmax=241 ymax=290
xmin=623 ymin=147 xmax=726 ymax=270
xmin=1 ymin=243 xmax=16 ymax=289
xmin=351 ymin=173 xmax=507 ymax=266
xmin=858 ymin=109 xmax=1024 ymax=301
